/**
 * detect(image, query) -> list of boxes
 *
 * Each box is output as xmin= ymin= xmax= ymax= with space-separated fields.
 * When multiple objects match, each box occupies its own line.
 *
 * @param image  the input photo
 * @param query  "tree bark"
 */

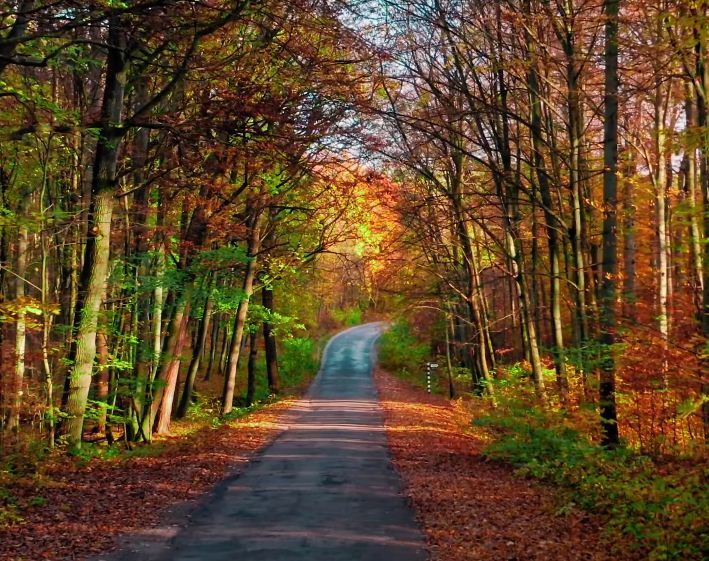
xmin=60 ymin=16 xmax=127 ymax=448
xmin=246 ymin=330 xmax=258 ymax=406
xmin=262 ymin=283 xmax=280 ymax=395
xmin=599 ymin=0 xmax=621 ymax=448
xmin=7 ymin=216 xmax=28 ymax=431
xmin=622 ymin=144 xmax=637 ymax=319
xmin=177 ymin=285 xmax=214 ymax=417
xmin=150 ymin=293 xmax=191 ymax=434
xmin=525 ymin=5 xmax=568 ymax=396
xmin=222 ymin=206 xmax=264 ymax=415
xmin=683 ymin=86 xmax=704 ymax=310
xmin=204 ymin=313 xmax=221 ymax=381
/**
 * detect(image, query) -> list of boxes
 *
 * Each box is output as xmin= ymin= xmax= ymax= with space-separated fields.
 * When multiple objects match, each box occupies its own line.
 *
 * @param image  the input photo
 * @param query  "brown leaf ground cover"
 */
xmin=0 ymin=400 xmax=294 ymax=561
xmin=373 ymin=367 xmax=637 ymax=561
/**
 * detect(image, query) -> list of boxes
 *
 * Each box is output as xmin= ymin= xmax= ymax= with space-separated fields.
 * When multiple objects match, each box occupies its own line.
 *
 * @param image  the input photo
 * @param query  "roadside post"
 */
xmin=426 ymin=362 xmax=439 ymax=393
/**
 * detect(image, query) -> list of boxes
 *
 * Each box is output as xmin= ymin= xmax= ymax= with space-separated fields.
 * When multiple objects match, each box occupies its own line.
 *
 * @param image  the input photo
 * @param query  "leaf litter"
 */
xmin=0 ymin=401 xmax=293 ymax=561
xmin=373 ymin=367 xmax=642 ymax=561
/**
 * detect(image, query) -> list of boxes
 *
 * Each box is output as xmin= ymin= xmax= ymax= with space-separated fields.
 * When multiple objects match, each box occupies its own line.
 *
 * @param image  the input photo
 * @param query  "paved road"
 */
xmin=103 ymin=322 xmax=428 ymax=561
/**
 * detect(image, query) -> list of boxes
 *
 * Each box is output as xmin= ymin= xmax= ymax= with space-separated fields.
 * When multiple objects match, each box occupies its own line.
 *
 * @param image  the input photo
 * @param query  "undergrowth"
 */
xmin=377 ymin=319 xmax=430 ymax=387
xmin=330 ymin=306 xmax=363 ymax=327
xmin=473 ymin=386 xmax=709 ymax=561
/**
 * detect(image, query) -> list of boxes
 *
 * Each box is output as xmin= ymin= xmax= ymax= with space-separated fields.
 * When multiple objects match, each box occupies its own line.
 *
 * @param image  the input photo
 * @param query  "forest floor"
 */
xmin=1 ymin=355 xmax=645 ymax=561
xmin=373 ymin=366 xmax=640 ymax=561
xmin=0 ymin=399 xmax=295 ymax=561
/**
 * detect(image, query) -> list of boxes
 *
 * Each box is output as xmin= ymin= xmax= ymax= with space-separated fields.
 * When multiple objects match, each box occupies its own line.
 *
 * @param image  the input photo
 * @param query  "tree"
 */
xmin=599 ymin=0 xmax=621 ymax=448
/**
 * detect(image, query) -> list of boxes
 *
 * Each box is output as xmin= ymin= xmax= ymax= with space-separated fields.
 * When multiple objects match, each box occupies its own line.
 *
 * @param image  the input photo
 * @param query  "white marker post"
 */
xmin=426 ymin=363 xmax=439 ymax=393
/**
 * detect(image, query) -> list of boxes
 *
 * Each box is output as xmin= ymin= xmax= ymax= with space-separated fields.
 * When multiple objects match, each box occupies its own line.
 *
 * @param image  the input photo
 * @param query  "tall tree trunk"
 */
xmin=684 ymin=87 xmax=704 ymax=311
xmin=599 ymin=0 xmax=621 ymax=448
xmin=222 ymin=207 xmax=264 ymax=415
xmin=204 ymin=313 xmax=221 ymax=382
xmin=8 ymin=217 xmax=28 ymax=431
xmin=40 ymin=227 xmax=54 ymax=447
xmin=525 ymin=8 xmax=568 ymax=396
xmin=556 ymin=8 xmax=591 ymax=389
xmin=653 ymin=77 xmax=671 ymax=381
xmin=150 ymin=293 xmax=192 ymax=434
xmin=177 ymin=284 xmax=214 ymax=418
xmin=61 ymin=17 xmax=127 ymax=448
xmin=127 ymin=80 xmax=153 ymax=441
xmin=246 ymin=330 xmax=258 ymax=406
xmin=450 ymin=152 xmax=494 ymax=396
xmin=697 ymin=17 xmax=709 ymax=443
xmin=622 ymin=143 xmax=637 ymax=319
xmin=445 ymin=308 xmax=456 ymax=399
xmin=507 ymin=227 xmax=546 ymax=401
xmin=95 ymin=328 xmax=110 ymax=435
xmin=261 ymin=283 xmax=280 ymax=395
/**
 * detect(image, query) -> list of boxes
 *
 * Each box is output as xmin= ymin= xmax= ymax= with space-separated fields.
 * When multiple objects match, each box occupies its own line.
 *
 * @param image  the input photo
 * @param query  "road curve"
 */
xmin=103 ymin=322 xmax=428 ymax=561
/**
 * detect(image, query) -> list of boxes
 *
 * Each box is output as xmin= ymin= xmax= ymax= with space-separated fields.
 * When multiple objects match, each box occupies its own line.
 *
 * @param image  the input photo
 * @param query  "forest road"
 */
xmin=99 ymin=322 xmax=429 ymax=561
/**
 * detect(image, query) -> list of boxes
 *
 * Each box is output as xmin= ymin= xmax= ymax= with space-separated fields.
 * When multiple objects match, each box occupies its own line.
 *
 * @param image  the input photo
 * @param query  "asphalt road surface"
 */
xmin=101 ymin=322 xmax=428 ymax=561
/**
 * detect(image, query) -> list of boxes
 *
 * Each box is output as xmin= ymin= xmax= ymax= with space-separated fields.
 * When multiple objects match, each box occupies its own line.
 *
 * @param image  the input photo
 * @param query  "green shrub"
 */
xmin=330 ymin=306 xmax=362 ymax=327
xmin=378 ymin=319 xmax=429 ymax=384
xmin=280 ymin=337 xmax=319 ymax=389
xmin=475 ymin=405 xmax=709 ymax=561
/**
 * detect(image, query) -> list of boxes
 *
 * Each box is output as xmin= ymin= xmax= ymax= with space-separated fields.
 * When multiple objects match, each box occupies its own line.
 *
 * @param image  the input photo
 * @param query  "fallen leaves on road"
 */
xmin=373 ymin=368 xmax=635 ymax=561
xmin=0 ymin=401 xmax=293 ymax=561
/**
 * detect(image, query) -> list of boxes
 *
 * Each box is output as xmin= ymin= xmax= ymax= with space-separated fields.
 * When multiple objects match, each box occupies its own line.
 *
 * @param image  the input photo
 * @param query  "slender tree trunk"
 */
xmin=561 ymin=23 xmax=591 ymax=391
xmin=507 ymin=227 xmax=546 ymax=401
xmin=599 ymin=0 xmax=621 ymax=448
xmin=525 ymin=11 xmax=568 ymax=396
xmin=445 ymin=308 xmax=455 ymax=399
xmin=472 ymin=226 xmax=497 ymax=373
xmin=39 ymin=226 xmax=55 ymax=447
xmin=127 ymin=80 xmax=153 ymax=441
xmin=653 ymin=78 xmax=671 ymax=381
xmin=151 ymin=293 xmax=192 ymax=434
xmin=222 ymin=207 xmax=264 ymax=415
xmin=622 ymin=144 xmax=637 ymax=319
xmin=177 ymin=285 xmax=214 ymax=417
xmin=61 ymin=18 xmax=127 ymax=448
xmin=220 ymin=319 xmax=231 ymax=375
xmin=8 ymin=218 xmax=28 ymax=431
xmin=683 ymin=86 xmax=704 ymax=315
xmin=204 ymin=313 xmax=221 ymax=381
xmin=261 ymin=283 xmax=280 ymax=394
xmin=450 ymin=151 xmax=494 ymax=396
xmin=246 ymin=330 xmax=258 ymax=406
xmin=95 ymin=328 xmax=110 ymax=435
xmin=697 ymin=24 xmax=709 ymax=443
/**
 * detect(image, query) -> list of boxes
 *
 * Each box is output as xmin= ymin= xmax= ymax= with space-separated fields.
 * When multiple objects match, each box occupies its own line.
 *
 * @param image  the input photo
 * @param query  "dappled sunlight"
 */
xmin=165 ymin=526 xmax=424 ymax=550
xmin=386 ymin=426 xmax=460 ymax=437
xmin=289 ymin=424 xmax=385 ymax=432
